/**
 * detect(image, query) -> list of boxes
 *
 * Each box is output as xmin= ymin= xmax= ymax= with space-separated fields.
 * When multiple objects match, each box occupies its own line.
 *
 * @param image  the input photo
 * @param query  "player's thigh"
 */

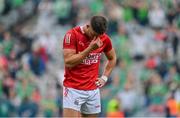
xmin=63 ymin=108 xmax=81 ymax=117
xmin=81 ymin=113 xmax=99 ymax=117
xmin=63 ymin=87 xmax=87 ymax=115
xmin=81 ymin=89 xmax=101 ymax=115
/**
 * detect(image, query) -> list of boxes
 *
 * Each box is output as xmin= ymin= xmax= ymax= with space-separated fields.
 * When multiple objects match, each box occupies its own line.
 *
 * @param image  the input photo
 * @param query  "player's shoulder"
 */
xmin=100 ymin=33 xmax=111 ymax=40
xmin=66 ymin=26 xmax=81 ymax=34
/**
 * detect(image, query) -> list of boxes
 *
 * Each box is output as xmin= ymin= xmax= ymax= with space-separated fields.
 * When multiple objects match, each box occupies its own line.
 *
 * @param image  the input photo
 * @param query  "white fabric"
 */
xmin=63 ymin=87 xmax=101 ymax=114
xmin=101 ymin=75 xmax=108 ymax=82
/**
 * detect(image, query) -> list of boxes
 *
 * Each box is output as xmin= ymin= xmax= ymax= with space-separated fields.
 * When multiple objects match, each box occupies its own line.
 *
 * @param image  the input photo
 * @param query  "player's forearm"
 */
xmin=102 ymin=57 xmax=116 ymax=77
xmin=65 ymin=47 xmax=92 ymax=68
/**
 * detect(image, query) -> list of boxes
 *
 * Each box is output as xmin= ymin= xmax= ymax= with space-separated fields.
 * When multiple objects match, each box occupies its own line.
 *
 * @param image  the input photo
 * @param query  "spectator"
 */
xmin=117 ymin=82 xmax=138 ymax=117
xmin=107 ymin=98 xmax=124 ymax=118
xmin=28 ymin=50 xmax=46 ymax=76
xmin=148 ymin=73 xmax=167 ymax=113
xmin=148 ymin=2 xmax=167 ymax=29
xmin=0 ymin=0 xmax=5 ymax=15
xmin=18 ymin=96 xmax=38 ymax=117
xmin=1 ymin=31 xmax=14 ymax=57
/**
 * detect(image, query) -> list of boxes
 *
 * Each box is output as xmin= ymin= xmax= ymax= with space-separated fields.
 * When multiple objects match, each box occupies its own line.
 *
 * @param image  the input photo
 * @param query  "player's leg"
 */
xmin=63 ymin=87 xmax=87 ymax=117
xmin=81 ymin=113 xmax=99 ymax=117
xmin=81 ymin=89 xmax=101 ymax=117
xmin=63 ymin=108 xmax=81 ymax=117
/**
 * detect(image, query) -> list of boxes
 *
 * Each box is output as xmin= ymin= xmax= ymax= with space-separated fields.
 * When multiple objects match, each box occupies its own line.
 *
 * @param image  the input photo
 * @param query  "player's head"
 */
xmin=86 ymin=15 xmax=108 ymax=38
xmin=90 ymin=15 xmax=108 ymax=35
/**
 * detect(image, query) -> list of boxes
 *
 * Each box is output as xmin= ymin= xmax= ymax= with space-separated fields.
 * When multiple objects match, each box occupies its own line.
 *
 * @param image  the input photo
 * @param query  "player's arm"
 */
xmin=63 ymin=37 xmax=102 ymax=68
xmin=103 ymin=48 xmax=116 ymax=77
xmin=95 ymin=48 xmax=116 ymax=88
xmin=63 ymin=47 xmax=92 ymax=68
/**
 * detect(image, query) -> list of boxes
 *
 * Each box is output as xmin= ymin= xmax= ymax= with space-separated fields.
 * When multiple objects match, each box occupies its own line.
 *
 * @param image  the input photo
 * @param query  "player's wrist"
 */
xmin=100 ymin=75 xmax=108 ymax=82
xmin=87 ymin=46 xmax=94 ymax=52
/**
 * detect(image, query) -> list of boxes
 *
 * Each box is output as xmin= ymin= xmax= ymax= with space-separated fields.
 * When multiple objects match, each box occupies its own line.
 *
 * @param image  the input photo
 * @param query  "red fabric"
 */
xmin=63 ymin=26 xmax=112 ymax=90
xmin=146 ymin=58 xmax=157 ymax=69
xmin=38 ymin=46 xmax=48 ymax=63
xmin=32 ymin=90 xmax=41 ymax=103
xmin=154 ymin=31 xmax=166 ymax=41
xmin=3 ymin=77 xmax=15 ymax=88
xmin=0 ymin=56 xmax=8 ymax=69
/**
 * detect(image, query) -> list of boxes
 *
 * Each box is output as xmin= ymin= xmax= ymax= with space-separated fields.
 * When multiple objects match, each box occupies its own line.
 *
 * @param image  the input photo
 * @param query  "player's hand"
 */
xmin=95 ymin=77 xmax=107 ymax=88
xmin=89 ymin=37 xmax=103 ymax=51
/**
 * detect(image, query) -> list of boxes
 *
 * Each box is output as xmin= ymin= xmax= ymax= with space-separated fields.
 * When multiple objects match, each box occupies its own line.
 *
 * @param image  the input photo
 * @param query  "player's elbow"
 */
xmin=106 ymin=48 xmax=117 ymax=66
xmin=112 ymin=58 xmax=117 ymax=67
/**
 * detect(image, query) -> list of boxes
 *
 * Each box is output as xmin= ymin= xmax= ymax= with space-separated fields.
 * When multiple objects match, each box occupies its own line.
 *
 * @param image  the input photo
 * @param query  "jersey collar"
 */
xmin=80 ymin=26 xmax=85 ymax=34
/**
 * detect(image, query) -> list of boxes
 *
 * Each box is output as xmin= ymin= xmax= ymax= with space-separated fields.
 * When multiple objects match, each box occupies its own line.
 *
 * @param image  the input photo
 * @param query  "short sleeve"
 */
xmin=63 ymin=30 xmax=76 ymax=49
xmin=104 ymin=36 xmax=112 ymax=53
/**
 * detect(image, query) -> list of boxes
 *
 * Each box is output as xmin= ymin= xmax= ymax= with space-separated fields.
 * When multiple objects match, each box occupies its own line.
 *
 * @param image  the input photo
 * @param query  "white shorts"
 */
xmin=63 ymin=87 xmax=101 ymax=114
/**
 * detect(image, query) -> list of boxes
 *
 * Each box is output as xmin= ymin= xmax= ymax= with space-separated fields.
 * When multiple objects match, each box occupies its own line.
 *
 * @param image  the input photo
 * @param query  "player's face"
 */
xmin=86 ymin=24 xmax=100 ymax=39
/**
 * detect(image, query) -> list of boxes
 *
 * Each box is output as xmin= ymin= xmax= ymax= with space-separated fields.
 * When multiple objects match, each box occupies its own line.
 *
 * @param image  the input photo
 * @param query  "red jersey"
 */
xmin=63 ymin=26 xmax=112 ymax=90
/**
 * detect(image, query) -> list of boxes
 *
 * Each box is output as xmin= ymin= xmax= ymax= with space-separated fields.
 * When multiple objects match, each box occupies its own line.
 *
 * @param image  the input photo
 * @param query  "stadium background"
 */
xmin=0 ymin=0 xmax=180 ymax=117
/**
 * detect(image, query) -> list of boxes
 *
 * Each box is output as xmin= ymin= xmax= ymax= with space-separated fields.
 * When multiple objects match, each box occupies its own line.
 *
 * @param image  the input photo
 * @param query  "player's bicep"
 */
xmin=63 ymin=49 xmax=76 ymax=62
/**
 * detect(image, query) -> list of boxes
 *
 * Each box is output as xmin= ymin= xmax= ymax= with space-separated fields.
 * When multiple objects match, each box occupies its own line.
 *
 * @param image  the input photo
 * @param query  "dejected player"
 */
xmin=63 ymin=15 xmax=116 ymax=117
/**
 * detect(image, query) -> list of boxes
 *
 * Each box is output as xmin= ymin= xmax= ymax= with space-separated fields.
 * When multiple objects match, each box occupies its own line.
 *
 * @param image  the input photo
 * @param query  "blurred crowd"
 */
xmin=0 ymin=0 xmax=180 ymax=117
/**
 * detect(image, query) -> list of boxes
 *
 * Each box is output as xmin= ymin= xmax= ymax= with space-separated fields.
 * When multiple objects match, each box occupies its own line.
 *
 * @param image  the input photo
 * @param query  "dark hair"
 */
xmin=90 ymin=15 xmax=108 ymax=34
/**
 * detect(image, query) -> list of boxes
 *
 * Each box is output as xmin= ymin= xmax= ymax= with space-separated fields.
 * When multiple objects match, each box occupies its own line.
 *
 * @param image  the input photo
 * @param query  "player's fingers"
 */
xmin=95 ymin=81 xmax=101 ymax=86
xmin=95 ymin=81 xmax=100 ymax=84
xmin=97 ymin=38 xmax=102 ymax=46
xmin=93 ymin=36 xmax=97 ymax=41
xmin=99 ymin=40 xmax=103 ymax=47
xmin=97 ymin=38 xmax=100 ymax=42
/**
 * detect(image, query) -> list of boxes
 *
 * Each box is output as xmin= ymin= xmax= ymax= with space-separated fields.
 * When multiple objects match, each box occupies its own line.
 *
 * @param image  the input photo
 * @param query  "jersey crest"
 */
xmin=65 ymin=33 xmax=71 ymax=44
